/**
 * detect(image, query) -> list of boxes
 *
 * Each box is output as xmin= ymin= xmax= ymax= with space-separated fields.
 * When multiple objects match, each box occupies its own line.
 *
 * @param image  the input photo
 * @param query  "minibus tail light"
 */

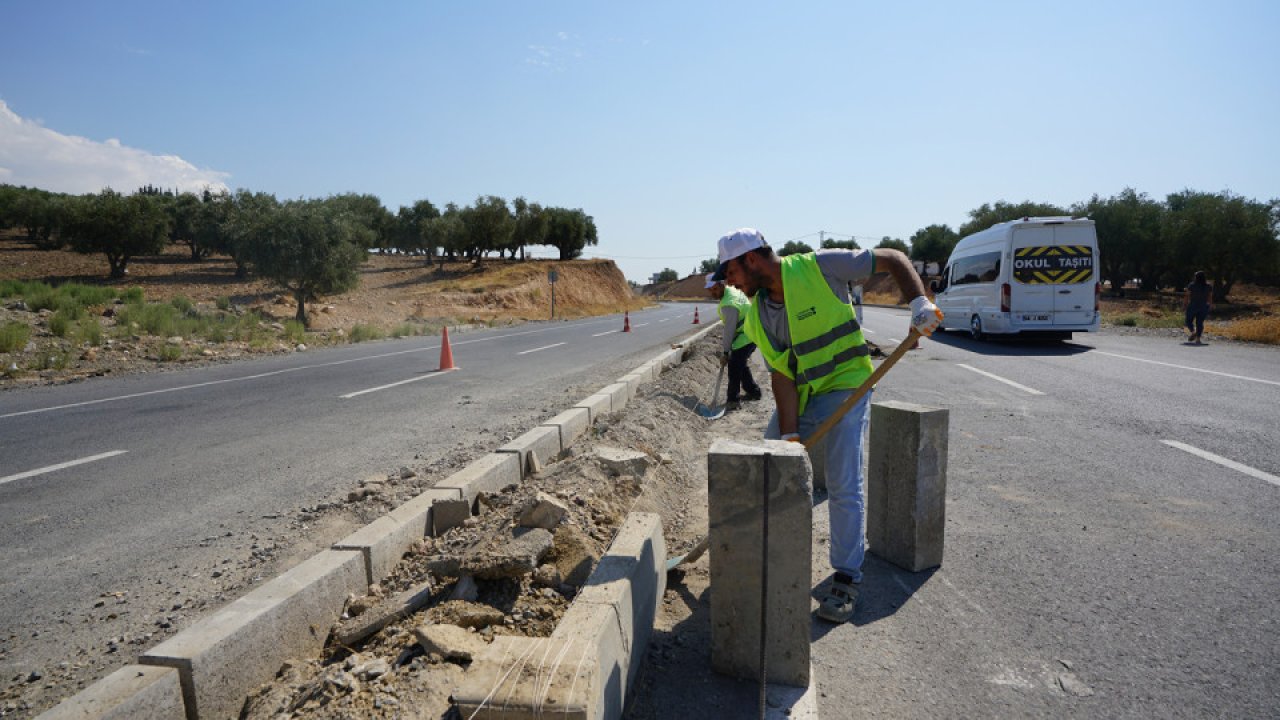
xmin=1094 ymin=282 xmax=1101 ymax=312
xmin=1001 ymin=283 xmax=1011 ymax=313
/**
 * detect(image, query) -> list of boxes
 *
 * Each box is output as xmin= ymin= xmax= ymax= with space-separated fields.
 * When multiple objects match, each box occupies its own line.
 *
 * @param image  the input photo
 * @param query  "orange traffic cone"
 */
xmin=438 ymin=326 xmax=457 ymax=371
xmin=692 ymin=307 xmax=700 ymax=324
xmin=623 ymin=311 xmax=631 ymax=332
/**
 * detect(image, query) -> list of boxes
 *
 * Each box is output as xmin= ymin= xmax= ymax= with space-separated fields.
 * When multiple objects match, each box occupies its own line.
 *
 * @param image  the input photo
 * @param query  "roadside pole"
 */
xmin=549 ymin=268 xmax=558 ymax=319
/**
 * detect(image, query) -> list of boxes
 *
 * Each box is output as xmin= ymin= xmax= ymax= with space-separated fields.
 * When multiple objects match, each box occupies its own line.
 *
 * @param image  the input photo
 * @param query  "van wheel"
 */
xmin=969 ymin=315 xmax=985 ymax=340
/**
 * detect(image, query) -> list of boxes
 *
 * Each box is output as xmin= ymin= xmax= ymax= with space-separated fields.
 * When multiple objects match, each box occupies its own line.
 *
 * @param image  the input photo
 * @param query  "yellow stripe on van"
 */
xmin=1033 ymin=271 xmax=1054 ymax=283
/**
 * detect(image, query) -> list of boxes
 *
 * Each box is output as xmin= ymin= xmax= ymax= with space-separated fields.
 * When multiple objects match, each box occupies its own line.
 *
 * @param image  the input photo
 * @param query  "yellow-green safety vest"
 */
xmin=742 ymin=252 xmax=873 ymax=415
xmin=717 ymin=286 xmax=753 ymax=351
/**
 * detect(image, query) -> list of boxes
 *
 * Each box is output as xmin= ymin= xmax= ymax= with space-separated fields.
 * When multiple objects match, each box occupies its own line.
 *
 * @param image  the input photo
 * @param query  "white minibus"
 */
xmin=933 ymin=217 xmax=1100 ymax=339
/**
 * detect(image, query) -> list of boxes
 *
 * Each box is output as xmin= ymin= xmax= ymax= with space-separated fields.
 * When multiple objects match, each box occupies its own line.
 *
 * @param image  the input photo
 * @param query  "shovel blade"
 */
xmin=694 ymin=403 xmax=725 ymax=420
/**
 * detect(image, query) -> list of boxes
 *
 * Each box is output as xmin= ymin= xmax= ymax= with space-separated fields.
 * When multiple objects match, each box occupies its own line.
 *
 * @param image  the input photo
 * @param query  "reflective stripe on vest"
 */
xmin=717 ymin=286 xmax=753 ymax=351
xmin=742 ymin=252 xmax=873 ymax=415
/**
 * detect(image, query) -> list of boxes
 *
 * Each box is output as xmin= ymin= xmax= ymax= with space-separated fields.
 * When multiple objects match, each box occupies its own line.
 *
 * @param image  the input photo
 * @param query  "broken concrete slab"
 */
xmin=518 ymin=492 xmax=569 ymax=529
xmin=453 ymin=636 xmax=595 ymax=719
xmin=414 ymin=624 xmax=488 ymax=662
xmin=594 ymin=446 xmax=650 ymax=477
xmin=36 ymin=665 xmax=184 ymax=720
xmin=463 ymin=528 xmax=554 ymax=580
xmin=541 ymin=407 xmax=591 ymax=449
xmin=435 ymin=453 xmax=521 ymax=508
xmin=141 ymin=549 xmax=365 ymax=720
xmin=498 ymin=425 xmax=562 ymax=477
xmin=431 ymin=497 xmax=472 ymax=536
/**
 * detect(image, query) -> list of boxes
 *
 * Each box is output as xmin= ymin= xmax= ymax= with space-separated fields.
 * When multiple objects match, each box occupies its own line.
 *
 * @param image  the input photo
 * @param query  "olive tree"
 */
xmin=246 ymin=200 xmax=367 ymax=326
xmin=63 ymin=189 xmax=170 ymax=278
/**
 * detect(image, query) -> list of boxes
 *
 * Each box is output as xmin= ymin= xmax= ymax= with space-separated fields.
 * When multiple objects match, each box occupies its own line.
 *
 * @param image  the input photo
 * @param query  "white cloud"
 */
xmin=0 ymin=100 xmax=230 ymax=195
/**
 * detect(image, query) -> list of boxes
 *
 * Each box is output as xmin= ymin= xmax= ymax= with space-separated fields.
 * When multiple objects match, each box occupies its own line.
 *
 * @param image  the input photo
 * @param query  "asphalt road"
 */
xmin=809 ymin=307 xmax=1280 ymax=718
xmin=0 ymin=301 xmax=712 ymax=701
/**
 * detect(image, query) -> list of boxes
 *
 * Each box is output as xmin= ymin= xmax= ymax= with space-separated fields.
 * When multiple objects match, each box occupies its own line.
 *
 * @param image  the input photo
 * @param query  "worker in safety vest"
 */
xmin=704 ymin=273 xmax=762 ymax=410
xmin=711 ymin=228 xmax=943 ymax=623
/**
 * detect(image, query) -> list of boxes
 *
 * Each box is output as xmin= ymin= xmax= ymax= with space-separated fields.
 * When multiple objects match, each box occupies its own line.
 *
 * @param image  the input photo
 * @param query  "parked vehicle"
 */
xmin=932 ymin=216 xmax=1100 ymax=339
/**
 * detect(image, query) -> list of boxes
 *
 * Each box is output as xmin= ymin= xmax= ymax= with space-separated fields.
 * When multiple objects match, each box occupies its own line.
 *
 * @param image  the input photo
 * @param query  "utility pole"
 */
xmin=819 ymin=230 xmax=825 ymax=247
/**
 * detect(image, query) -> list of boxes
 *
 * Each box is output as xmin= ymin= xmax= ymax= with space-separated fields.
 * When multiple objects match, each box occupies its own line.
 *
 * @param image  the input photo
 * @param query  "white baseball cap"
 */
xmin=704 ymin=272 xmax=719 ymax=289
xmin=711 ymin=228 xmax=767 ymax=281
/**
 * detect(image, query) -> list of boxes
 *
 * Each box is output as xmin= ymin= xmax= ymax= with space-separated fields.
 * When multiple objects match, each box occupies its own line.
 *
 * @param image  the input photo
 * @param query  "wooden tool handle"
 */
xmin=802 ymin=328 xmax=921 ymax=449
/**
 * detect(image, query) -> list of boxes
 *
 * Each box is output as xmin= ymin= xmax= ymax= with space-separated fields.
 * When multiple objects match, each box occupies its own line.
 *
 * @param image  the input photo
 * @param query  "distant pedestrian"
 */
xmin=705 ymin=273 xmax=762 ymax=410
xmin=1184 ymin=271 xmax=1212 ymax=344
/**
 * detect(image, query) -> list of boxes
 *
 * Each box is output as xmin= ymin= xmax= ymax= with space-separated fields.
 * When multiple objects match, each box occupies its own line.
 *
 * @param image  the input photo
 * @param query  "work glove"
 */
xmin=909 ymin=296 xmax=944 ymax=337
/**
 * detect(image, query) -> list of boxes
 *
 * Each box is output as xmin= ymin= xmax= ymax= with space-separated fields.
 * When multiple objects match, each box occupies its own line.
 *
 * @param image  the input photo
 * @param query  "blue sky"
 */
xmin=2 ymin=1 xmax=1277 ymax=282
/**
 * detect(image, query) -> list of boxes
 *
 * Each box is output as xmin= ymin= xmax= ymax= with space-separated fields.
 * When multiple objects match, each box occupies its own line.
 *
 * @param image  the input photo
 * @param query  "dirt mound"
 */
xmin=644 ymin=273 xmax=708 ymax=300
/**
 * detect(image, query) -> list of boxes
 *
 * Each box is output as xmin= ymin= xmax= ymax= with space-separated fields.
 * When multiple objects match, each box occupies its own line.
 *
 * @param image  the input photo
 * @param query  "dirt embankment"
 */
xmin=0 ymin=232 xmax=652 ymax=389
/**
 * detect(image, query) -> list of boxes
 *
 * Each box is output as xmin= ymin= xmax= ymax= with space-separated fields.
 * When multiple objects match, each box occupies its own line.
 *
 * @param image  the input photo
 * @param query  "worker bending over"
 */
xmin=705 ymin=273 xmax=762 ymax=410
xmin=711 ymin=228 xmax=943 ymax=622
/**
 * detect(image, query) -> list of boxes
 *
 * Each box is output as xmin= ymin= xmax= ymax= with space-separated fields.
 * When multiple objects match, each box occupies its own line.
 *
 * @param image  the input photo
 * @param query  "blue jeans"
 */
xmin=766 ymin=388 xmax=872 ymax=582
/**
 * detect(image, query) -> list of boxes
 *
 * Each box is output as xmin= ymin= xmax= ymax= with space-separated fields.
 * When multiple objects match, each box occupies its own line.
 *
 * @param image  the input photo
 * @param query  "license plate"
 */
xmin=1021 ymin=314 xmax=1050 ymax=322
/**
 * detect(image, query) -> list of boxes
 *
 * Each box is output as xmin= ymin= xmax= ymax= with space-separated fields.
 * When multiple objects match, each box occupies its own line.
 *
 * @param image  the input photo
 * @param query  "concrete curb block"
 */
xmin=541 ymin=407 xmax=591 ymax=450
xmin=41 ymin=331 xmax=705 ymax=719
xmin=615 ymin=373 xmax=642 ymax=401
xmin=573 ymin=393 xmax=612 ymax=423
xmin=498 ymin=425 xmax=562 ymax=477
xmin=454 ymin=512 xmax=665 ymax=720
xmin=598 ymin=382 xmax=630 ymax=413
xmin=435 ymin=453 xmax=521 ymax=508
xmin=333 ymin=487 xmax=461 ymax=587
xmin=140 ymin=550 xmax=365 ymax=720
xmin=35 ymin=665 xmax=184 ymax=720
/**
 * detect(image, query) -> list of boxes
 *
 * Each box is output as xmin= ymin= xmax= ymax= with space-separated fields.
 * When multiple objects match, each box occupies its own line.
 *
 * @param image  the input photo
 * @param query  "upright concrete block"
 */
xmin=867 ymin=400 xmax=949 ymax=572
xmin=707 ymin=439 xmax=812 ymax=688
xmin=499 ymin=425 xmax=562 ymax=476
xmin=436 ymin=453 xmax=521 ymax=506
xmin=141 ymin=549 xmax=364 ymax=720
xmin=542 ymin=407 xmax=591 ymax=449
xmin=37 ymin=665 xmax=184 ymax=720
xmin=575 ymin=393 xmax=612 ymax=423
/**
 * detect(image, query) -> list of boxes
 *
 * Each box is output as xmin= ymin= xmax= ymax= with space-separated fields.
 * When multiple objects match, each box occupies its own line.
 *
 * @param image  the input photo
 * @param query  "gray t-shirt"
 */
xmin=756 ymin=249 xmax=874 ymax=353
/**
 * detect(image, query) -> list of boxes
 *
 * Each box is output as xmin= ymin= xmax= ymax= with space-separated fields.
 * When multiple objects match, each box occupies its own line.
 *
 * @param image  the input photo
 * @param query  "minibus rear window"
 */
xmin=952 ymin=251 xmax=1001 ymax=285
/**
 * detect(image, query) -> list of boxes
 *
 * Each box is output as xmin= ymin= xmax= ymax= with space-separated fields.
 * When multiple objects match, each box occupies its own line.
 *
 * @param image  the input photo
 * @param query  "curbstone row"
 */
xmin=453 ymin=512 xmax=666 ymax=720
xmin=40 ymin=323 xmax=714 ymax=720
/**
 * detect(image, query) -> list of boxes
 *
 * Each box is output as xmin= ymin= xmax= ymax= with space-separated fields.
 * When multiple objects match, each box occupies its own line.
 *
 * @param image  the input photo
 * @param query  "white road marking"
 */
xmin=862 ymin=328 xmax=876 ymax=334
xmin=591 ymin=330 xmax=617 ymax=337
xmin=1094 ymin=351 xmax=1280 ymax=387
xmin=340 ymin=371 xmax=454 ymax=399
xmin=887 ymin=337 xmax=900 ymax=344
xmin=633 ymin=323 xmax=649 ymax=328
xmin=0 ymin=450 xmax=128 ymax=486
xmin=956 ymin=363 xmax=1045 ymax=395
xmin=659 ymin=318 xmax=670 ymax=323
xmin=939 ymin=575 xmax=986 ymax=615
xmin=517 ymin=342 xmax=567 ymax=355
xmin=1 ymin=315 xmax=677 ymax=420
xmin=1161 ymin=440 xmax=1280 ymax=488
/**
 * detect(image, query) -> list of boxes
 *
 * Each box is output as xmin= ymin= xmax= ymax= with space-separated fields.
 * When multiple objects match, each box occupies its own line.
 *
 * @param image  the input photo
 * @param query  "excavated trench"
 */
xmin=241 ymin=332 xmax=778 ymax=719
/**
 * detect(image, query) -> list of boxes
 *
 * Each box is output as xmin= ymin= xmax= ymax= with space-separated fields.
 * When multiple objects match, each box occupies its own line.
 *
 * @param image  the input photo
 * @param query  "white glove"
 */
xmin=909 ymin=296 xmax=943 ymax=337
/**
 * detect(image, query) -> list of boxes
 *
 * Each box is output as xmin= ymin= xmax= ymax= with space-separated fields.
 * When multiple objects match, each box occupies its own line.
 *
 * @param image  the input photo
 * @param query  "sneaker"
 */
xmin=743 ymin=391 xmax=763 ymax=402
xmin=724 ymin=400 xmax=741 ymax=412
xmin=817 ymin=580 xmax=859 ymax=623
